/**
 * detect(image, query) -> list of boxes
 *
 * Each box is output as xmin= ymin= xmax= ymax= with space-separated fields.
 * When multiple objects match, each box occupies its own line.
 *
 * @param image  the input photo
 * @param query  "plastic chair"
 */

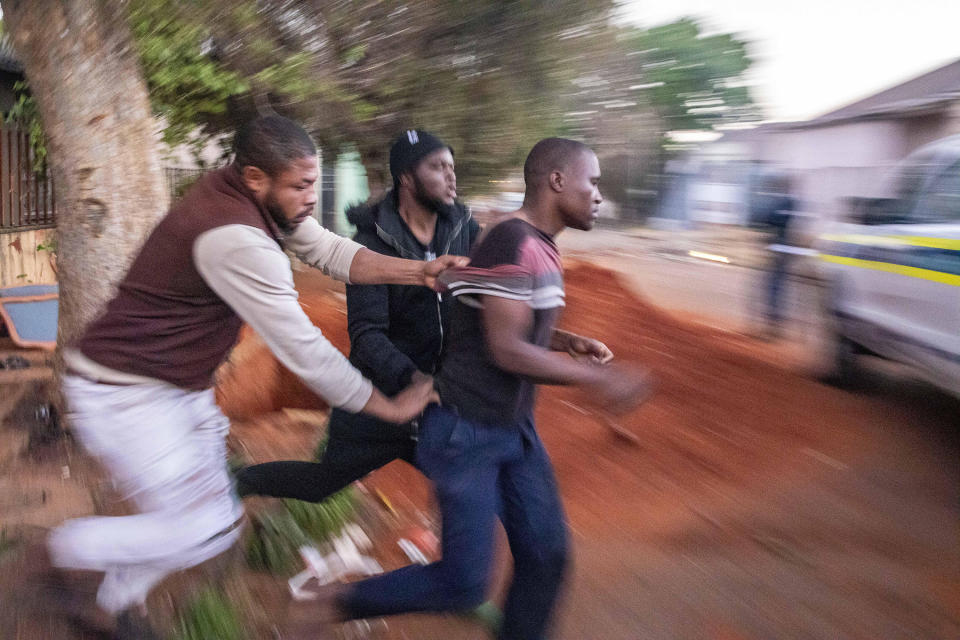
xmin=0 ymin=284 xmax=58 ymax=350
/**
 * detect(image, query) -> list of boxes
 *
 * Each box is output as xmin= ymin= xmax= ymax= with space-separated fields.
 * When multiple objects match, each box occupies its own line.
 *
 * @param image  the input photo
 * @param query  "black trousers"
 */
xmin=235 ymin=408 xmax=417 ymax=503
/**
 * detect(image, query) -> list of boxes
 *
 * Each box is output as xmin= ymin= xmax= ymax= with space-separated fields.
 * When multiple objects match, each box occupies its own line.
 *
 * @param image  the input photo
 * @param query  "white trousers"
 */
xmin=49 ymin=375 xmax=244 ymax=614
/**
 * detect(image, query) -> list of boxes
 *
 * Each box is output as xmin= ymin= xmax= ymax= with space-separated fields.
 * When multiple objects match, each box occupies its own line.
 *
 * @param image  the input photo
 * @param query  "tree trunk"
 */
xmin=2 ymin=0 xmax=169 ymax=345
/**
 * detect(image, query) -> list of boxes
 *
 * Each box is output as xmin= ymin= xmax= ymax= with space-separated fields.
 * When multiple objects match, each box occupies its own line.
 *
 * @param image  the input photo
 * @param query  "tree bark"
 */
xmin=1 ymin=0 xmax=169 ymax=345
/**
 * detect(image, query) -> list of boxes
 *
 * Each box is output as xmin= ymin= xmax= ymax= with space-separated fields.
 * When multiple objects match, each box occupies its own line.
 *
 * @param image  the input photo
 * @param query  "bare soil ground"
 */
xmin=1 ymin=259 xmax=957 ymax=639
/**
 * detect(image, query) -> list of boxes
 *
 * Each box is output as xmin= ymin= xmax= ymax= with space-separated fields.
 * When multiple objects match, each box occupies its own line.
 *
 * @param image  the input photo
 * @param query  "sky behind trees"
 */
xmin=621 ymin=0 xmax=960 ymax=122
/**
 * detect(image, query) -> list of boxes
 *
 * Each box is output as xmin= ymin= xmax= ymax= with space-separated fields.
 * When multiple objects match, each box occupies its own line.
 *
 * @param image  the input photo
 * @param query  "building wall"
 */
xmin=686 ymin=143 xmax=752 ymax=225
xmin=764 ymin=120 xmax=907 ymax=169
xmin=758 ymin=106 xmax=960 ymax=225
xmin=946 ymin=102 xmax=960 ymax=137
xmin=763 ymin=120 xmax=910 ymax=223
xmin=0 ymin=227 xmax=57 ymax=288
xmin=332 ymin=150 xmax=370 ymax=235
xmin=900 ymin=111 xmax=960 ymax=158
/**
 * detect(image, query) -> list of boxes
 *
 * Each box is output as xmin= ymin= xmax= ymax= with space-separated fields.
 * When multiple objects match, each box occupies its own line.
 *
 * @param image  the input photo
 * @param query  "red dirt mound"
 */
xmin=539 ymin=260 xmax=857 ymax=536
xmin=216 ymin=272 xmax=350 ymax=420
xmin=180 ymin=259 xmax=960 ymax=639
xmin=217 ymin=260 xmax=855 ymax=535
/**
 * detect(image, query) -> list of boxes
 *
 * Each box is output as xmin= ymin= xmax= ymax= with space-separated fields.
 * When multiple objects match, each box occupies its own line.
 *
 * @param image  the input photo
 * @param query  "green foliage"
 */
xmin=172 ymin=587 xmax=246 ymax=640
xmin=541 ymin=15 xmax=759 ymax=212
xmin=36 ymin=239 xmax=57 ymax=254
xmin=466 ymin=600 xmax=505 ymax=635
xmin=283 ymin=489 xmax=356 ymax=542
xmin=114 ymin=3 xmax=756 ymax=206
xmin=128 ymin=0 xmax=248 ymax=159
xmin=250 ymin=53 xmax=318 ymax=105
xmin=7 ymin=4 xmax=760 ymax=208
xmin=5 ymin=81 xmax=47 ymax=174
xmin=0 ymin=528 xmax=20 ymax=562
xmin=243 ymin=427 xmax=358 ymax=576
xmin=626 ymin=17 xmax=761 ymax=131
xmin=245 ymin=486 xmax=356 ymax=576
xmin=244 ymin=510 xmax=309 ymax=575
xmin=119 ymin=0 xmax=616 ymax=194
xmin=168 ymin=169 xmax=205 ymax=200
xmin=312 ymin=432 xmax=330 ymax=460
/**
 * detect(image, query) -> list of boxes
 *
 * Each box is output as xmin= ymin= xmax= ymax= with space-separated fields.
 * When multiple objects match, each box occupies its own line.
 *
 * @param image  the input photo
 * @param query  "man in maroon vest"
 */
xmin=44 ymin=116 xmax=463 ymax=639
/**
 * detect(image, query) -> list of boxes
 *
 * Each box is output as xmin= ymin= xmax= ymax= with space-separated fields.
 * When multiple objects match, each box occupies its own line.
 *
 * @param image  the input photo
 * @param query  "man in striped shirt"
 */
xmin=305 ymin=138 xmax=652 ymax=639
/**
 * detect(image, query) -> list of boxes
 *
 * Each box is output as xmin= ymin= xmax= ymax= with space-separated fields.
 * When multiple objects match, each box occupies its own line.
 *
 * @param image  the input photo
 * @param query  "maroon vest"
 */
xmin=78 ymin=165 xmax=283 ymax=389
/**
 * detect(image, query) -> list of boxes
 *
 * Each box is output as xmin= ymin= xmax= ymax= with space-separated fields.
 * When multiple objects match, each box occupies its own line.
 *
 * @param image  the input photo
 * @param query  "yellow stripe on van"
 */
xmin=890 ymin=236 xmax=960 ymax=250
xmin=820 ymin=233 xmax=960 ymax=251
xmin=819 ymin=254 xmax=960 ymax=287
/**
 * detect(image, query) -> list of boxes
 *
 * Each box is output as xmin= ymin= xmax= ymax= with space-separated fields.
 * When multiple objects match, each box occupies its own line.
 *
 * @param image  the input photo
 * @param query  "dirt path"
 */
xmin=532 ymin=262 xmax=957 ymax=639
xmin=223 ymin=262 xmax=960 ymax=639
xmin=1 ymin=260 xmax=957 ymax=639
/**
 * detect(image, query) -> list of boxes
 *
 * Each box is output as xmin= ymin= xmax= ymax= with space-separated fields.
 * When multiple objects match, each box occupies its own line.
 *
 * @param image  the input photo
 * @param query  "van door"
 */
xmin=857 ymin=157 xmax=960 ymax=391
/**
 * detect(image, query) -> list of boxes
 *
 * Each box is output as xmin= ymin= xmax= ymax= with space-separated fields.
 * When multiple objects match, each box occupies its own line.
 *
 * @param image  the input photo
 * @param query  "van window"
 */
xmin=892 ymin=161 xmax=930 ymax=220
xmin=912 ymin=159 xmax=960 ymax=223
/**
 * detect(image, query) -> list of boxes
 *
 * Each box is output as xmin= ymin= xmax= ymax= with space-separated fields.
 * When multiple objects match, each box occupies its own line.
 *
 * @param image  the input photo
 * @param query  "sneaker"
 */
xmin=464 ymin=600 xmax=503 ymax=635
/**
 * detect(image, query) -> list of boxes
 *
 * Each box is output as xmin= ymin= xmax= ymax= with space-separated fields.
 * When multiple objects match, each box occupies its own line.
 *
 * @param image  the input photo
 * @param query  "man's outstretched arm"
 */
xmin=195 ymin=229 xmax=435 ymax=424
xmin=482 ymin=296 xmax=649 ymax=413
xmin=348 ymin=248 xmax=468 ymax=289
xmin=284 ymin=217 xmax=467 ymax=288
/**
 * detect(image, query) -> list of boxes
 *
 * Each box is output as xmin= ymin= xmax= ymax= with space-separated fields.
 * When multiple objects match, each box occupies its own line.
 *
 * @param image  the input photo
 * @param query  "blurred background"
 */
xmin=0 ymin=1 xmax=958 ymax=639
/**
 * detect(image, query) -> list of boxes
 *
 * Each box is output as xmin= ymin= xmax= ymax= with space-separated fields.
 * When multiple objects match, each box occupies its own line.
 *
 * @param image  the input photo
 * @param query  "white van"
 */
xmin=814 ymin=134 xmax=960 ymax=396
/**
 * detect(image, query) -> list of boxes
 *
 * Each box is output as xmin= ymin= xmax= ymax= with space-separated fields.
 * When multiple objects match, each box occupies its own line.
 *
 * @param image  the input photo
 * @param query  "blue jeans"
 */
xmin=343 ymin=404 xmax=570 ymax=639
xmin=766 ymin=251 xmax=790 ymax=325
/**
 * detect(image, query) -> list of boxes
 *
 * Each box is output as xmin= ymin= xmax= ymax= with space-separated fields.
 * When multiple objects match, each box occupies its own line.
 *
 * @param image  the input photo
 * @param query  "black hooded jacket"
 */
xmin=340 ymin=194 xmax=479 ymax=435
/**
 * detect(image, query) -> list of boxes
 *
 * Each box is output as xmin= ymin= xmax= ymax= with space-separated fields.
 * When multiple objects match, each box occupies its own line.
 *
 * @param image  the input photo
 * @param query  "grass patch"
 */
xmin=283 ymin=488 xmax=356 ymax=541
xmin=312 ymin=433 xmax=329 ymax=460
xmin=171 ymin=587 xmax=245 ymax=640
xmin=244 ymin=430 xmax=360 ymax=576
xmin=0 ymin=528 xmax=20 ymax=563
xmin=245 ymin=486 xmax=357 ymax=575
xmin=244 ymin=510 xmax=309 ymax=575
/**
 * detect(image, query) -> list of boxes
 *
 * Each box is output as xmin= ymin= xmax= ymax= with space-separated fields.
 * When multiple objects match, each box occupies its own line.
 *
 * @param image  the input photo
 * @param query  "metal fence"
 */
xmin=0 ymin=133 xmax=224 ymax=235
xmin=0 ymin=126 xmax=55 ymax=233
xmin=164 ymin=166 xmax=207 ymax=203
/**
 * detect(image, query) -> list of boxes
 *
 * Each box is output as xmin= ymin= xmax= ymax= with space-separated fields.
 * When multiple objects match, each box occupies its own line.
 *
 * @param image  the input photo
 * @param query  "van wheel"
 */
xmin=824 ymin=329 xmax=861 ymax=387
xmin=816 ymin=284 xmax=861 ymax=387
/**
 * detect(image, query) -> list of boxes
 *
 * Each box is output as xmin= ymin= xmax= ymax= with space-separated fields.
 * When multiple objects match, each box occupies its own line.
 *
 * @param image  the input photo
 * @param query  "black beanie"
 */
xmin=389 ymin=130 xmax=452 ymax=182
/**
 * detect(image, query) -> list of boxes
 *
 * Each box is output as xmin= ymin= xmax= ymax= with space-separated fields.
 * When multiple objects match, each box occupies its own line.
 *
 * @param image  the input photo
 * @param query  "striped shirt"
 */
xmin=437 ymin=217 xmax=564 ymax=425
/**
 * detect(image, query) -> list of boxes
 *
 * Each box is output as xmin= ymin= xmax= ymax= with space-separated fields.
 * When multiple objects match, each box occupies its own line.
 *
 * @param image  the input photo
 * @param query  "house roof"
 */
xmin=713 ymin=125 xmax=773 ymax=144
xmin=785 ymin=58 xmax=960 ymax=130
xmin=0 ymin=34 xmax=24 ymax=74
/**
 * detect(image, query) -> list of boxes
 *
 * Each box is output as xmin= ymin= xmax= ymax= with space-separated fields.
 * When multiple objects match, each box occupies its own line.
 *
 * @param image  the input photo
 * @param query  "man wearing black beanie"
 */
xmin=235 ymin=130 xmax=480 ymax=507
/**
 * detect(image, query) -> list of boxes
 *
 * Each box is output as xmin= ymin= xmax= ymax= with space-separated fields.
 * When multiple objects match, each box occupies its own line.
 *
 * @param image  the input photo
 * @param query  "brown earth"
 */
xmin=220 ymin=261 xmax=960 ymax=639
xmin=1 ymin=260 xmax=957 ymax=639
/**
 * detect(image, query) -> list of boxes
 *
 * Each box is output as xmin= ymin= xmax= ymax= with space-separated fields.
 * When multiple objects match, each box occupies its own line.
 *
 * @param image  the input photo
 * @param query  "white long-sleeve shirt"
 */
xmin=192 ymin=217 xmax=372 ymax=412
